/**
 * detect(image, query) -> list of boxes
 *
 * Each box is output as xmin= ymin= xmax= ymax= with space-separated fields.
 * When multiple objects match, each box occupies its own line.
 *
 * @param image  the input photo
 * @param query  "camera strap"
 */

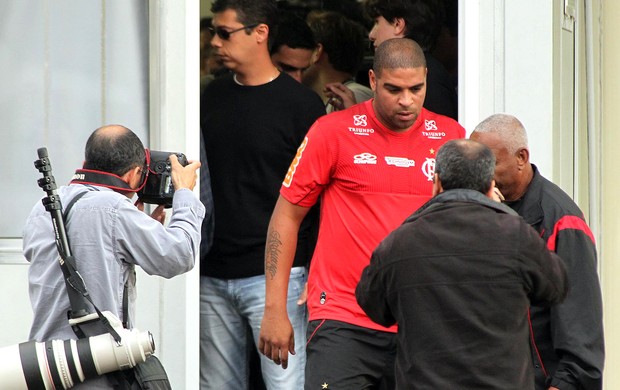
xmin=61 ymin=187 xmax=124 ymax=343
xmin=70 ymin=149 xmax=153 ymax=194
xmin=70 ymin=169 xmax=140 ymax=193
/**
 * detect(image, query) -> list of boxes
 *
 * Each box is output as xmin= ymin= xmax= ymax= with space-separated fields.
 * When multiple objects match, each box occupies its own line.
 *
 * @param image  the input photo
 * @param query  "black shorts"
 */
xmin=305 ymin=319 xmax=396 ymax=389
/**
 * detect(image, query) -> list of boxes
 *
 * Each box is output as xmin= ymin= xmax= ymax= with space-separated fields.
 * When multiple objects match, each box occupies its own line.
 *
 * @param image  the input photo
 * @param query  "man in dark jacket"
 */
xmin=471 ymin=113 xmax=604 ymax=390
xmin=356 ymin=138 xmax=568 ymax=389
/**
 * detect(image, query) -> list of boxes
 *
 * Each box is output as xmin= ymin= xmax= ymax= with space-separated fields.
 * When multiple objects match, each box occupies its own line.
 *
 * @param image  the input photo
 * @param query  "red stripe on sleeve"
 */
xmin=546 ymin=215 xmax=595 ymax=251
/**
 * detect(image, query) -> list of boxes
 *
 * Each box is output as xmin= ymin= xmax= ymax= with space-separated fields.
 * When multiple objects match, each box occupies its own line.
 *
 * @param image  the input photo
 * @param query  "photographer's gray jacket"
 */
xmin=24 ymin=184 xmax=205 ymax=343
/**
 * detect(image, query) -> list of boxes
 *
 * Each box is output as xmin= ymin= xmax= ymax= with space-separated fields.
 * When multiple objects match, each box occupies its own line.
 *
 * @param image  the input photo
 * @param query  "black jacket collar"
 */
xmin=407 ymin=188 xmax=518 ymax=223
xmin=511 ymin=164 xmax=544 ymax=226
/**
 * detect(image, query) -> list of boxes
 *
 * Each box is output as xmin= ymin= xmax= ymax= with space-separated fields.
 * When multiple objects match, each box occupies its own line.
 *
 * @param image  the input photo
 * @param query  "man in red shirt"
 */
xmin=259 ymin=38 xmax=465 ymax=388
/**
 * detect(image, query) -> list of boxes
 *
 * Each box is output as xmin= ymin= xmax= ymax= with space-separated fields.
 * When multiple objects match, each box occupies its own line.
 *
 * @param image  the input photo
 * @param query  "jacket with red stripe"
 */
xmin=509 ymin=165 xmax=604 ymax=390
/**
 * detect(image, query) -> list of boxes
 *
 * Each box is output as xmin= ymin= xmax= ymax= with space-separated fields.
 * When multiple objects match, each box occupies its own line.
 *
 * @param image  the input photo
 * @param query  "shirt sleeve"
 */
xmin=116 ymin=188 xmax=205 ymax=278
xmin=280 ymin=120 xmax=335 ymax=207
xmin=547 ymin=227 xmax=604 ymax=389
xmin=517 ymin=222 xmax=568 ymax=307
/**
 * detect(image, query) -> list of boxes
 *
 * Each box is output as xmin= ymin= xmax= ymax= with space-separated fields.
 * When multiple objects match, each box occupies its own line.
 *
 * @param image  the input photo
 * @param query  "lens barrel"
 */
xmin=0 ymin=328 xmax=154 ymax=389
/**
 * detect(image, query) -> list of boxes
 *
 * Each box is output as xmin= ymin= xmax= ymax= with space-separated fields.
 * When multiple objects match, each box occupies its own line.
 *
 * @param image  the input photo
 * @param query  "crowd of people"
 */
xmin=22 ymin=0 xmax=604 ymax=389
xmin=196 ymin=1 xmax=604 ymax=389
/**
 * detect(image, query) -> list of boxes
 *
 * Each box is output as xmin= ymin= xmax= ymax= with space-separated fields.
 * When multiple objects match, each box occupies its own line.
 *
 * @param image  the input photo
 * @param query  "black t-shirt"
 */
xmin=200 ymin=72 xmax=325 ymax=278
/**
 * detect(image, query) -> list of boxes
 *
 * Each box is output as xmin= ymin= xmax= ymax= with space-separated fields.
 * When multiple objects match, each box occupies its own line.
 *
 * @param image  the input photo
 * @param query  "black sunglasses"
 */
xmin=209 ymin=24 xmax=259 ymax=40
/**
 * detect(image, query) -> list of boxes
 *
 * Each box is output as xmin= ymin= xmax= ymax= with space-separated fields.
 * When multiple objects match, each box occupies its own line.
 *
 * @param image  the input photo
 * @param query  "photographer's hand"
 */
xmin=169 ymin=154 xmax=201 ymax=191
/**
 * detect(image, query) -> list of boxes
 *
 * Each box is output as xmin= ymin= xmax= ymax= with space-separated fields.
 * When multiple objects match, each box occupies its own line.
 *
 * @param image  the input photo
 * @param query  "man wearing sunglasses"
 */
xmin=199 ymin=0 xmax=325 ymax=389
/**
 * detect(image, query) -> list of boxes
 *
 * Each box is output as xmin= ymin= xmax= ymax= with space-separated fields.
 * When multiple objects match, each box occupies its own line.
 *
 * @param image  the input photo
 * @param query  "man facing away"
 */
xmin=199 ymin=0 xmax=325 ymax=388
xmin=24 ymin=125 xmax=205 ymax=388
xmin=356 ymin=138 xmax=568 ymax=389
xmin=470 ymin=114 xmax=605 ymax=390
xmin=259 ymin=38 xmax=465 ymax=389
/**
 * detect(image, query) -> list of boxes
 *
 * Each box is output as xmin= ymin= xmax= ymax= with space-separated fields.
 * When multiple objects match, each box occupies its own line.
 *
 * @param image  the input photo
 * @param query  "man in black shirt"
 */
xmin=199 ymin=0 xmax=325 ymax=389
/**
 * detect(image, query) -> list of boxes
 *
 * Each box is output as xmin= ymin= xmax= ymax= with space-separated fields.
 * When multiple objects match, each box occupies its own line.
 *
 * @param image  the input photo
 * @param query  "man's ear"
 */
xmin=312 ymin=43 xmax=324 ymax=64
xmin=121 ymin=166 xmax=142 ymax=189
xmin=369 ymin=69 xmax=376 ymax=92
xmin=485 ymin=179 xmax=496 ymax=199
xmin=393 ymin=17 xmax=407 ymax=37
xmin=255 ymin=23 xmax=269 ymax=44
xmin=516 ymin=147 xmax=530 ymax=169
xmin=432 ymin=173 xmax=442 ymax=196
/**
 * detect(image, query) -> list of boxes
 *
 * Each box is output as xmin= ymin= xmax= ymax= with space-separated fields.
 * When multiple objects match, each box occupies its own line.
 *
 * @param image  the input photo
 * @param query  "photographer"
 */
xmin=23 ymin=125 xmax=206 ymax=388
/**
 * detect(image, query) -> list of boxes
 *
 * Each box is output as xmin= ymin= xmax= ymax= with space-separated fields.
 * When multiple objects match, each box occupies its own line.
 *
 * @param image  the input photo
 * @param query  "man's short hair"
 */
xmin=83 ymin=126 xmax=145 ymax=177
xmin=435 ymin=139 xmax=496 ymax=194
xmin=473 ymin=113 xmax=529 ymax=155
xmin=363 ymin=0 xmax=444 ymax=52
xmin=306 ymin=11 xmax=367 ymax=75
xmin=373 ymin=38 xmax=426 ymax=76
xmin=270 ymin=12 xmax=316 ymax=55
xmin=200 ymin=17 xmax=212 ymax=32
xmin=211 ymin=0 xmax=278 ymax=31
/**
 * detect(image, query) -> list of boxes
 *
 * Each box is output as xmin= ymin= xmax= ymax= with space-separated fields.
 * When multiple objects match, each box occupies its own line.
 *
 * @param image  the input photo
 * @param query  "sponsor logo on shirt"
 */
xmin=422 ymin=120 xmax=446 ymax=139
xmin=349 ymin=115 xmax=374 ymax=136
xmin=283 ymin=137 xmax=308 ymax=187
xmin=354 ymin=153 xmax=377 ymax=165
xmin=348 ymin=127 xmax=374 ymax=136
xmin=353 ymin=115 xmax=367 ymax=126
xmin=421 ymin=157 xmax=436 ymax=181
xmin=385 ymin=156 xmax=415 ymax=167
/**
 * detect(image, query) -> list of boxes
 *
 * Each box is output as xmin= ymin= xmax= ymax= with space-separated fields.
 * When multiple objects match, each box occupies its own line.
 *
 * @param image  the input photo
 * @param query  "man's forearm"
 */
xmin=266 ymin=229 xmax=285 ymax=281
xmin=263 ymin=196 xmax=309 ymax=310
xmin=264 ymin=226 xmax=297 ymax=311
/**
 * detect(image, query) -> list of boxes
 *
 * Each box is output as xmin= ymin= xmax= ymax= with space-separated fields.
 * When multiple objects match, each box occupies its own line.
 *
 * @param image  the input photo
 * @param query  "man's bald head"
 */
xmin=373 ymin=38 xmax=426 ymax=77
xmin=84 ymin=125 xmax=146 ymax=176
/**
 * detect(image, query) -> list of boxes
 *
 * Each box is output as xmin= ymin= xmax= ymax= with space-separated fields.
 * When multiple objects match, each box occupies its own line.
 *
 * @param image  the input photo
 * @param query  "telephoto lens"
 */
xmin=0 ymin=327 xmax=154 ymax=389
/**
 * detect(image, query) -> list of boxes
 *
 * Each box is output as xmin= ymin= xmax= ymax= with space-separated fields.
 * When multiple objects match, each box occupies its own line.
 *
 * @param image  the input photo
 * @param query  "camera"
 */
xmin=0 ymin=311 xmax=154 ymax=389
xmin=138 ymin=150 xmax=188 ymax=207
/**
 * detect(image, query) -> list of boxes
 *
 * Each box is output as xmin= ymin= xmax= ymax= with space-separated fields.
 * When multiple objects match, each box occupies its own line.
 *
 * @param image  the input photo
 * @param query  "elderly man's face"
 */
xmin=469 ymin=131 xmax=521 ymax=201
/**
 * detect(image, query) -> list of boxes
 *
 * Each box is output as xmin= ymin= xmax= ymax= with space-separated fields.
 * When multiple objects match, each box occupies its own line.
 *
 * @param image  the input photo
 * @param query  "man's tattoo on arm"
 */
xmin=266 ymin=230 xmax=283 ymax=279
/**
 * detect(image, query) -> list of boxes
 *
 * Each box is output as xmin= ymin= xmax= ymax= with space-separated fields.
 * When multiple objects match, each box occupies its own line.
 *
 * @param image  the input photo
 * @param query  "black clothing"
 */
xmin=304 ymin=320 xmax=396 ymax=390
xmin=357 ymin=189 xmax=568 ymax=389
xmin=200 ymin=73 xmax=325 ymax=279
xmin=424 ymin=52 xmax=458 ymax=120
xmin=516 ymin=166 xmax=604 ymax=390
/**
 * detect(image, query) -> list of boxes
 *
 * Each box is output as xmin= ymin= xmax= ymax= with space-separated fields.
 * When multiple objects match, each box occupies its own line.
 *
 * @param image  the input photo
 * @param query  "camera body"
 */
xmin=138 ymin=150 xmax=188 ymax=207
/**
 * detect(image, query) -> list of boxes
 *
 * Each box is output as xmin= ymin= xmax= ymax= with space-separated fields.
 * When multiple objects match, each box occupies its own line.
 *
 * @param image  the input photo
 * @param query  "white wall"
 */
xmin=0 ymin=1 xmax=199 ymax=389
xmin=0 ymin=0 xmax=149 ymax=344
xmin=460 ymin=0 xmax=555 ymax=177
xmin=147 ymin=1 xmax=201 ymax=388
xmin=600 ymin=1 xmax=620 ymax=388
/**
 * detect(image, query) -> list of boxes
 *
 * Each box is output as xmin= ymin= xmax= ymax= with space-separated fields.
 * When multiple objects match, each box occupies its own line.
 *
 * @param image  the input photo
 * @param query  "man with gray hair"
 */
xmin=356 ymin=138 xmax=568 ymax=389
xmin=259 ymin=38 xmax=464 ymax=388
xmin=470 ymin=114 xmax=604 ymax=389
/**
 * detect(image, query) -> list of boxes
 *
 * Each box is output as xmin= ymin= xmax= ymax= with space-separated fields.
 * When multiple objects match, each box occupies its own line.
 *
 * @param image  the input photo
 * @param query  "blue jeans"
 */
xmin=200 ymin=267 xmax=307 ymax=389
